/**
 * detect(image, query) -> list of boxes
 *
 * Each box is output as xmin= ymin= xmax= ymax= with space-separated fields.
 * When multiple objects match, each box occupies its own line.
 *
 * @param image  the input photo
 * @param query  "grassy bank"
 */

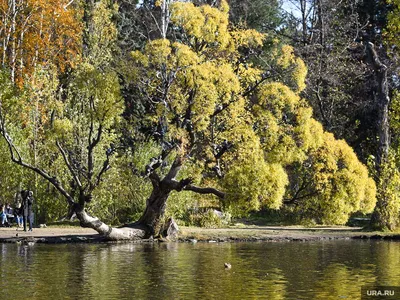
xmin=178 ymin=225 xmax=400 ymax=242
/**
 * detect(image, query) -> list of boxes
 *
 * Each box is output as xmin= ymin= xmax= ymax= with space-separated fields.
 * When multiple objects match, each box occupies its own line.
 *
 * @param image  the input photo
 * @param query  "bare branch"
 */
xmin=0 ymin=124 xmax=74 ymax=205
xmin=63 ymin=0 xmax=75 ymax=10
xmin=142 ymin=143 xmax=175 ymax=177
xmin=167 ymin=177 xmax=225 ymax=199
xmin=313 ymin=86 xmax=331 ymax=128
xmin=87 ymin=123 xmax=103 ymax=183
xmin=183 ymin=184 xmax=225 ymax=199
xmin=56 ymin=141 xmax=83 ymax=189
xmin=211 ymin=97 xmax=236 ymax=118
xmin=146 ymin=5 xmax=163 ymax=39
xmin=214 ymin=140 xmax=232 ymax=160
xmin=242 ymin=73 xmax=270 ymax=98
xmin=283 ymin=191 xmax=318 ymax=205
xmin=93 ymin=148 xmax=113 ymax=190
xmin=165 ymin=154 xmax=183 ymax=180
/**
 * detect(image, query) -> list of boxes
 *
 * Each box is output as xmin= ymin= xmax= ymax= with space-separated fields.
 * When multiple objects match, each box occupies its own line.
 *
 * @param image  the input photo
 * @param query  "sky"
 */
xmin=281 ymin=0 xmax=302 ymax=18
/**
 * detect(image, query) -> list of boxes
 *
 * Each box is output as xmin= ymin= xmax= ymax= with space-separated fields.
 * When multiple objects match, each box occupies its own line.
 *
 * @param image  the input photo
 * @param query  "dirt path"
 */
xmin=0 ymin=227 xmax=96 ymax=239
xmin=0 ymin=225 xmax=398 ymax=243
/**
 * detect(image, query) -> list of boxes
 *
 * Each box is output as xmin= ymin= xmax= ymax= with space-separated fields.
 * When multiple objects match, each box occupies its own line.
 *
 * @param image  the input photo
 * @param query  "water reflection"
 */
xmin=0 ymin=240 xmax=399 ymax=299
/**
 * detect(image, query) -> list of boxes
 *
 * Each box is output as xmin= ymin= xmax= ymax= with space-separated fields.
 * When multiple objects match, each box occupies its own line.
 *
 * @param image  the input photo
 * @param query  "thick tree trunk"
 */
xmin=132 ymin=152 xmax=225 ymax=236
xmin=132 ymin=155 xmax=183 ymax=236
xmin=135 ymin=181 xmax=172 ymax=236
xmin=364 ymin=43 xmax=390 ymax=168
xmin=366 ymin=42 xmax=393 ymax=229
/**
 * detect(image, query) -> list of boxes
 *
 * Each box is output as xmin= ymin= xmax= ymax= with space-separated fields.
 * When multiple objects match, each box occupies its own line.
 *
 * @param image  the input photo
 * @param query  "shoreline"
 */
xmin=0 ymin=226 xmax=399 ymax=244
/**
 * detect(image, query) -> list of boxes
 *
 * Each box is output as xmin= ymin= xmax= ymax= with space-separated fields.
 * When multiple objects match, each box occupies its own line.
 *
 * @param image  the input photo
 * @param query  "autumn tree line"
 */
xmin=0 ymin=0 xmax=399 ymax=238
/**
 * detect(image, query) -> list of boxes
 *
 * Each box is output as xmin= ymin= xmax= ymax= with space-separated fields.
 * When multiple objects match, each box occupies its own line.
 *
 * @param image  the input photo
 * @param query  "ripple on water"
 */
xmin=0 ymin=240 xmax=398 ymax=299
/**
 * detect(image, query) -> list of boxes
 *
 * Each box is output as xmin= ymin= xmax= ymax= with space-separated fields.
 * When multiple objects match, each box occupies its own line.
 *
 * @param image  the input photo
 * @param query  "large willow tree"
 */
xmin=128 ymin=1 xmax=376 ymax=227
xmin=0 ymin=0 xmax=376 ymax=240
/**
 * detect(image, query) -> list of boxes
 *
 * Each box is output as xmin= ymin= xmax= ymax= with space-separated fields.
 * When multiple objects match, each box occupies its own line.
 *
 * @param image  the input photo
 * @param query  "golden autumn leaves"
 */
xmin=0 ymin=0 xmax=82 ymax=85
xmin=130 ymin=0 xmax=376 ymax=222
xmin=0 ymin=0 xmax=379 ymax=224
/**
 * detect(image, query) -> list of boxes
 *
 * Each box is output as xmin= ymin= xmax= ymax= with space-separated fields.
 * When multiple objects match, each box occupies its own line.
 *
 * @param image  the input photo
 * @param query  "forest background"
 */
xmin=0 ymin=0 xmax=399 ymax=235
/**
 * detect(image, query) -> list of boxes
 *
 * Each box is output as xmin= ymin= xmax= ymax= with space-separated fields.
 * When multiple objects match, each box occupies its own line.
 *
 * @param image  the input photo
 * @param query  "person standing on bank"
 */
xmin=21 ymin=190 xmax=34 ymax=232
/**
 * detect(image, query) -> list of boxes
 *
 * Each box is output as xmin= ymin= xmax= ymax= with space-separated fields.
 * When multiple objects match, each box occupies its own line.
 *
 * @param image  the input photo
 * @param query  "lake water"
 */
xmin=0 ymin=240 xmax=399 ymax=299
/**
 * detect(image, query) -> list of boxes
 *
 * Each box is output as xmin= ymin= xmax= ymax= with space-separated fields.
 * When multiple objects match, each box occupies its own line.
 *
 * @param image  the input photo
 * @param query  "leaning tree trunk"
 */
xmin=72 ymin=174 xmax=177 ymax=240
xmin=73 ymin=203 xmax=150 ymax=241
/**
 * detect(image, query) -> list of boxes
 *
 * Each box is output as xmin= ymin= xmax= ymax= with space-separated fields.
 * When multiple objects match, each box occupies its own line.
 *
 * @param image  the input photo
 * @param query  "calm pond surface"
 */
xmin=0 ymin=240 xmax=399 ymax=299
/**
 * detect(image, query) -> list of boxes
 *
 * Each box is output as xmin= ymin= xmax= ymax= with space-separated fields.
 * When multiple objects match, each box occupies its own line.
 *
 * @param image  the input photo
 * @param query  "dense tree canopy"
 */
xmin=0 ymin=0 xmax=82 ymax=85
xmin=278 ymin=0 xmax=400 ymax=229
xmin=1 ymin=0 xmax=399 ymax=238
xmin=127 ymin=0 xmax=375 ymax=223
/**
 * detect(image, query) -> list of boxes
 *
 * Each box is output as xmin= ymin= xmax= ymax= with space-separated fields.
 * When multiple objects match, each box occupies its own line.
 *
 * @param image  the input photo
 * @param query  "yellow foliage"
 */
xmin=237 ymin=64 xmax=263 ymax=88
xmin=371 ymin=152 xmax=400 ymax=230
xmin=87 ymin=0 xmax=118 ymax=66
xmin=293 ymin=132 xmax=377 ymax=224
xmin=219 ymin=0 xmax=230 ymax=14
xmin=385 ymin=0 xmax=400 ymax=52
xmin=294 ymin=112 xmax=324 ymax=150
xmin=390 ymin=91 xmax=400 ymax=135
xmin=270 ymin=44 xmax=307 ymax=93
xmin=231 ymin=29 xmax=265 ymax=48
xmin=277 ymin=45 xmax=295 ymax=68
xmin=173 ymin=43 xmax=200 ymax=66
xmin=145 ymin=39 xmax=172 ymax=65
xmin=222 ymin=124 xmax=288 ymax=215
xmin=70 ymin=62 xmax=123 ymax=128
xmin=170 ymin=0 xmax=261 ymax=52
xmin=129 ymin=0 xmax=375 ymax=221
xmin=131 ymin=51 xmax=149 ymax=67
xmin=253 ymin=82 xmax=313 ymax=164
xmin=17 ymin=65 xmax=63 ymax=144
xmin=170 ymin=2 xmax=206 ymax=42
xmin=52 ymin=118 xmax=73 ymax=139
xmin=293 ymin=58 xmax=307 ymax=92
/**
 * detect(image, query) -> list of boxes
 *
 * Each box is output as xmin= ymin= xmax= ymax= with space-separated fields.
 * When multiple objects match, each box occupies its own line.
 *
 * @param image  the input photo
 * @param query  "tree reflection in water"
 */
xmin=0 ymin=240 xmax=399 ymax=299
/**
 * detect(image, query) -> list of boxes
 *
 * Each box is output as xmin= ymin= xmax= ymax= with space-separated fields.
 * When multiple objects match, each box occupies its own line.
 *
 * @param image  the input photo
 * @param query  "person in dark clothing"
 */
xmin=21 ymin=190 xmax=34 ymax=232
xmin=14 ymin=191 xmax=23 ymax=227
xmin=14 ymin=201 xmax=23 ymax=228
